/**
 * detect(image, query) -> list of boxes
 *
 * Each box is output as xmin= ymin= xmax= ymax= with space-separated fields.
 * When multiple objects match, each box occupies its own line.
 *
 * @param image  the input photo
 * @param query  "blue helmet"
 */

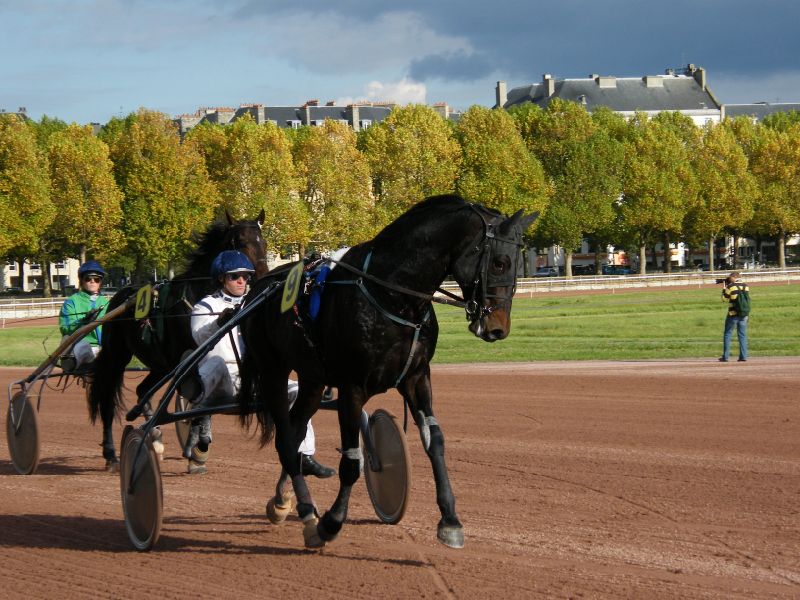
xmin=211 ymin=250 xmax=255 ymax=281
xmin=78 ymin=260 xmax=106 ymax=279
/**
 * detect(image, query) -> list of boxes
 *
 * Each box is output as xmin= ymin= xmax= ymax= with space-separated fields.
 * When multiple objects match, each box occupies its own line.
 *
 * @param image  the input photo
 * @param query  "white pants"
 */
xmin=198 ymin=358 xmax=315 ymax=455
xmin=64 ymin=337 xmax=99 ymax=369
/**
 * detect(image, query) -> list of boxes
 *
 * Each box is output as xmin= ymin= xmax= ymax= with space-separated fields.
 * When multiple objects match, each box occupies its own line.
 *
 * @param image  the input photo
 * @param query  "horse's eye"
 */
xmin=492 ymin=257 xmax=509 ymax=273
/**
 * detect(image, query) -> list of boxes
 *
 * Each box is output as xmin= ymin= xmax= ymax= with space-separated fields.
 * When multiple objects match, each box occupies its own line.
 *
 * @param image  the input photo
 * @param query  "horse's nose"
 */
xmin=483 ymin=327 xmax=508 ymax=342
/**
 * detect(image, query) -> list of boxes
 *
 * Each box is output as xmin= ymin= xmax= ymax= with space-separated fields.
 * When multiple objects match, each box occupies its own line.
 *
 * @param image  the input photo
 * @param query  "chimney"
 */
xmin=325 ymin=100 xmax=336 ymax=106
xmin=495 ymin=80 xmax=507 ymax=108
xmin=347 ymin=104 xmax=360 ymax=132
xmin=691 ymin=66 xmax=706 ymax=90
xmin=543 ymin=74 xmax=555 ymax=96
xmin=304 ymin=99 xmax=319 ymax=107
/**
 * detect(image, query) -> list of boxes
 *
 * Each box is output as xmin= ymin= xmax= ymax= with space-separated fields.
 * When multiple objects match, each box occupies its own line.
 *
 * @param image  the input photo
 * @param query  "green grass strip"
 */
xmin=1 ymin=284 xmax=798 ymax=366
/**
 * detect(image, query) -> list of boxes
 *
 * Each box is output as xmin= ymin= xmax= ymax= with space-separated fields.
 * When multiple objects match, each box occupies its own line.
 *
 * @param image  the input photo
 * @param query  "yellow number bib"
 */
xmin=280 ymin=262 xmax=303 ymax=313
xmin=134 ymin=284 xmax=152 ymax=320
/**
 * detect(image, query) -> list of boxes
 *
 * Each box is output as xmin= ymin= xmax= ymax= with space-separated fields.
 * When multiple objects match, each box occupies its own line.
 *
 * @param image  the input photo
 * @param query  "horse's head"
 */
xmin=225 ymin=209 xmax=268 ymax=278
xmin=453 ymin=207 xmax=538 ymax=342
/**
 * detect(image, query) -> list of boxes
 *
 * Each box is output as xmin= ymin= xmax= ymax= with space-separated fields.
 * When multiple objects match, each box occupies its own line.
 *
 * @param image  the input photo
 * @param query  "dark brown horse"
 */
xmin=88 ymin=212 xmax=267 ymax=469
xmin=237 ymin=194 xmax=537 ymax=549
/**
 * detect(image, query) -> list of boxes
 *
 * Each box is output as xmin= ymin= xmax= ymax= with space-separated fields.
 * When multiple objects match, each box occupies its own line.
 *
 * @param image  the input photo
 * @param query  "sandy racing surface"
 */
xmin=1 ymin=359 xmax=798 ymax=599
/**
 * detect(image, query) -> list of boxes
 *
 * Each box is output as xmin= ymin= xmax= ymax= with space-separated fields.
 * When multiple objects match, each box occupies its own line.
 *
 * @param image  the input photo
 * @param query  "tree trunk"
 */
xmin=0 ymin=263 xmax=5 ymax=291
xmin=79 ymin=244 xmax=87 ymax=265
xmin=663 ymin=232 xmax=672 ymax=273
xmin=732 ymin=233 xmax=739 ymax=269
xmin=778 ymin=232 xmax=786 ymax=269
xmin=41 ymin=255 xmax=53 ymax=298
xmin=594 ymin=242 xmax=603 ymax=275
xmin=565 ymin=251 xmax=573 ymax=278
xmin=639 ymin=244 xmax=647 ymax=275
xmin=708 ymin=236 xmax=715 ymax=273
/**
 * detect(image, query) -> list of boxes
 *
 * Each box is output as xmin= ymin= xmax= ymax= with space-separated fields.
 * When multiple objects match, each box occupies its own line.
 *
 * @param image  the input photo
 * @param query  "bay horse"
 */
xmin=88 ymin=212 xmax=267 ymax=470
xmin=238 ymin=194 xmax=537 ymax=549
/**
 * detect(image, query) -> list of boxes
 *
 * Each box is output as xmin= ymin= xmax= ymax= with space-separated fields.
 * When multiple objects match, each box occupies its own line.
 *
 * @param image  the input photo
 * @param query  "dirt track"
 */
xmin=1 ymin=359 xmax=799 ymax=599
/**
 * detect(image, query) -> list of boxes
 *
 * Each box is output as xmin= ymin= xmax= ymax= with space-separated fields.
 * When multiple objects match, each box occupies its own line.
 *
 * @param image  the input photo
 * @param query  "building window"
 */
xmin=6 ymin=260 xmax=15 ymax=271
xmin=55 ymin=261 xmax=66 ymax=269
xmin=287 ymin=120 xmax=302 ymax=129
xmin=359 ymin=119 xmax=372 ymax=129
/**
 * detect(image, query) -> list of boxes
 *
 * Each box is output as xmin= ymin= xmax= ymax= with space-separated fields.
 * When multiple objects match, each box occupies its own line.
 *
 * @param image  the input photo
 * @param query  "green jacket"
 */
xmin=59 ymin=290 xmax=109 ymax=345
xmin=722 ymin=280 xmax=749 ymax=317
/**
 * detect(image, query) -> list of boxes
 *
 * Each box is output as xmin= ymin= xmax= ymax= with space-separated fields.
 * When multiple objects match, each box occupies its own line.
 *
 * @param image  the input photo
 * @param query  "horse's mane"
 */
xmin=372 ymin=194 xmax=500 ymax=247
xmin=180 ymin=222 xmax=229 ymax=278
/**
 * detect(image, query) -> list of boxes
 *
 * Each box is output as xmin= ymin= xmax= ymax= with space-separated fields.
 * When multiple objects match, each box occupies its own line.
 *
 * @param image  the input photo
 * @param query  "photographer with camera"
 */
xmin=719 ymin=271 xmax=750 ymax=362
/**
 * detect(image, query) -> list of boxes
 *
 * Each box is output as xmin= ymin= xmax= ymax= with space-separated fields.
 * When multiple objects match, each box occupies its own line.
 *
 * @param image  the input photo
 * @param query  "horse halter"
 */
xmin=462 ymin=204 xmax=525 ymax=323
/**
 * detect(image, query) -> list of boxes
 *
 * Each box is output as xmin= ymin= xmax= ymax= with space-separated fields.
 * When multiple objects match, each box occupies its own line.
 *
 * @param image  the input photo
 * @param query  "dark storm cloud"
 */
xmin=410 ymin=50 xmax=494 ymax=82
xmin=235 ymin=0 xmax=800 ymax=82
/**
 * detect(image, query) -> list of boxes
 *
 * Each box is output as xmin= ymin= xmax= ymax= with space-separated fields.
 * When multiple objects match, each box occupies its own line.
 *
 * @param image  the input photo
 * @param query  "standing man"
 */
xmin=183 ymin=250 xmax=335 ymax=478
xmin=720 ymin=271 xmax=750 ymax=362
xmin=59 ymin=260 xmax=110 ymax=371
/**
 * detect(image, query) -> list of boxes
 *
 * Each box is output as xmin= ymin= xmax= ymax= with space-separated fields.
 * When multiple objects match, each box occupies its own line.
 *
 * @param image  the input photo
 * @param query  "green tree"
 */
xmin=511 ymin=99 xmax=622 ymax=276
xmin=47 ymin=124 xmax=124 ymax=263
xmin=684 ymin=121 xmax=756 ymax=272
xmin=292 ymin=119 xmax=374 ymax=249
xmin=358 ymin=104 xmax=461 ymax=227
xmin=620 ymin=113 xmax=697 ymax=274
xmin=748 ymin=124 xmax=800 ymax=268
xmin=454 ymin=105 xmax=550 ymax=220
xmin=0 ymin=114 xmax=54 ymax=290
xmin=186 ymin=116 xmax=306 ymax=255
xmin=101 ymin=109 xmax=218 ymax=280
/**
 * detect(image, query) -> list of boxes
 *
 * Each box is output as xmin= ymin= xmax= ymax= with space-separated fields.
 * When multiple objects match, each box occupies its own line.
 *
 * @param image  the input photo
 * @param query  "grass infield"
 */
xmin=1 ymin=284 xmax=798 ymax=367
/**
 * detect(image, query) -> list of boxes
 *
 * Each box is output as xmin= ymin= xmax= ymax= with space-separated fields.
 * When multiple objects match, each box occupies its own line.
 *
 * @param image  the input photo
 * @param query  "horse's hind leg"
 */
xmin=317 ymin=386 xmax=365 ymax=545
xmin=403 ymin=371 xmax=464 ymax=548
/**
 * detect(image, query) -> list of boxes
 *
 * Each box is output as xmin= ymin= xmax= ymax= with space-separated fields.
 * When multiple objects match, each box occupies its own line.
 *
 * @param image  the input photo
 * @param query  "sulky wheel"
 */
xmin=6 ymin=391 xmax=41 ymax=475
xmin=173 ymin=394 xmax=191 ymax=451
xmin=119 ymin=425 xmax=163 ymax=551
xmin=363 ymin=408 xmax=412 ymax=525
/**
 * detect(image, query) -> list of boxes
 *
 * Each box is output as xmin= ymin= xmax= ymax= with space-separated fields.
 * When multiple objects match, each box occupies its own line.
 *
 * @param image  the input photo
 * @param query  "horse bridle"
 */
xmin=459 ymin=204 xmax=525 ymax=322
xmin=226 ymin=220 xmax=269 ymax=269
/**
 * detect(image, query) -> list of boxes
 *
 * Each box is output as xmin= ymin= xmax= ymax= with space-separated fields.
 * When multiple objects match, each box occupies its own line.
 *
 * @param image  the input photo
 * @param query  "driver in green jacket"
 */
xmin=59 ymin=260 xmax=110 ymax=371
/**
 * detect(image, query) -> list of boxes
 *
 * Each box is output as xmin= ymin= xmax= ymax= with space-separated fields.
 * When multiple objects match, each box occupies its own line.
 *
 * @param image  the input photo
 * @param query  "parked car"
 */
xmin=602 ymin=264 xmax=634 ymax=275
xmin=1 ymin=286 xmax=24 ymax=295
xmin=572 ymin=264 xmax=596 ymax=275
xmin=534 ymin=266 xmax=560 ymax=277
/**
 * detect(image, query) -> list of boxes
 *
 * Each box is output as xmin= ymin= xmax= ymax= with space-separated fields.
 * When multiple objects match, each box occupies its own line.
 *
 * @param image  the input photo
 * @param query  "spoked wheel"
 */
xmin=174 ymin=394 xmax=191 ymax=451
xmin=363 ymin=408 xmax=412 ymax=524
xmin=119 ymin=425 xmax=163 ymax=551
xmin=6 ymin=391 xmax=41 ymax=475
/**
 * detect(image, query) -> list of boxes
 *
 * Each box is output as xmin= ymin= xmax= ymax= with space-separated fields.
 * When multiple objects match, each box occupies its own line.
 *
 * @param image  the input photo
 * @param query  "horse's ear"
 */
xmin=225 ymin=210 xmax=234 ymax=226
xmin=257 ymin=209 xmax=265 ymax=226
xmin=520 ymin=211 xmax=539 ymax=231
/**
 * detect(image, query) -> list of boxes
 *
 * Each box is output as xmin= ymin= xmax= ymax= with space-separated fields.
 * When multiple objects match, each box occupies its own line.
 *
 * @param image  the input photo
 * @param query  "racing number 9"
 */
xmin=280 ymin=262 xmax=303 ymax=313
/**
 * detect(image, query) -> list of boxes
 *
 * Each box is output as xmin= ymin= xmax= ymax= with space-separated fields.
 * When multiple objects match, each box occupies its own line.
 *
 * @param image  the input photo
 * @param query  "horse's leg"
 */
xmin=317 ymin=385 xmax=365 ymax=545
xmin=268 ymin=376 xmax=321 ymax=546
xmin=92 ymin=336 xmax=135 ymax=472
xmin=402 ymin=370 xmax=464 ymax=548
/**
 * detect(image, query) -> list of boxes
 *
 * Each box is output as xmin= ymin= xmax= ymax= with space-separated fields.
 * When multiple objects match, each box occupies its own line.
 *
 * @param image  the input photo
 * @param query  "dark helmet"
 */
xmin=78 ymin=260 xmax=106 ymax=279
xmin=210 ymin=250 xmax=255 ymax=281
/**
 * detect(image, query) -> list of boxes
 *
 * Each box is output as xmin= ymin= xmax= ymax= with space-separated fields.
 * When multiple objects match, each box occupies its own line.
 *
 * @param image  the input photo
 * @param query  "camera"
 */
xmin=715 ymin=277 xmax=731 ymax=285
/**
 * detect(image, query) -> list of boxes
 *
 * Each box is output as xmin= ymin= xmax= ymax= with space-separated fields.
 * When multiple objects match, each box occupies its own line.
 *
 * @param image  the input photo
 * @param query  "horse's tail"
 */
xmin=87 ymin=291 xmax=135 ymax=424
xmin=238 ymin=342 xmax=275 ymax=448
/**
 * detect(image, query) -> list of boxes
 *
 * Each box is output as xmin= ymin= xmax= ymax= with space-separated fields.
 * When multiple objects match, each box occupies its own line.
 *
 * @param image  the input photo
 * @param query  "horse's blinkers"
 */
xmin=464 ymin=210 xmax=524 ymax=324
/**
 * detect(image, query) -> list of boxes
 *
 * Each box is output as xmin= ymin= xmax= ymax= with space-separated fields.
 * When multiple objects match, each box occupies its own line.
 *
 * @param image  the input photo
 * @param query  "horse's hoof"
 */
xmin=187 ymin=459 xmax=207 ymax=475
xmin=437 ymin=524 xmax=464 ymax=549
xmin=303 ymin=516 xmax=326 ymax=548
xmin=266 ymin=492 xmax=294 ymax=524
xmin=105 ymin=458 xmax=120 ymax=473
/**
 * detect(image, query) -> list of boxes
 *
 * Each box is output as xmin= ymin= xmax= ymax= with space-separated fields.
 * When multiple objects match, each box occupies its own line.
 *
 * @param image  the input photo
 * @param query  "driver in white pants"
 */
xmin=183 ymin=250 xmax=335 ymax=479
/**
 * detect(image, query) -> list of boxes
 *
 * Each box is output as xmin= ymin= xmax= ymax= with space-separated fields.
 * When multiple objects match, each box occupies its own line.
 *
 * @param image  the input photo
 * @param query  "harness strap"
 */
xmin=329 ymin=252 xmax=431 ymax=387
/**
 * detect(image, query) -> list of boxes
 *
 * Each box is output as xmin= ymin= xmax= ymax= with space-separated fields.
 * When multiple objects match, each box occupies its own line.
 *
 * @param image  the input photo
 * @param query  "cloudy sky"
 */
xmin=2 ymin=0 xmax=799 ymax=124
